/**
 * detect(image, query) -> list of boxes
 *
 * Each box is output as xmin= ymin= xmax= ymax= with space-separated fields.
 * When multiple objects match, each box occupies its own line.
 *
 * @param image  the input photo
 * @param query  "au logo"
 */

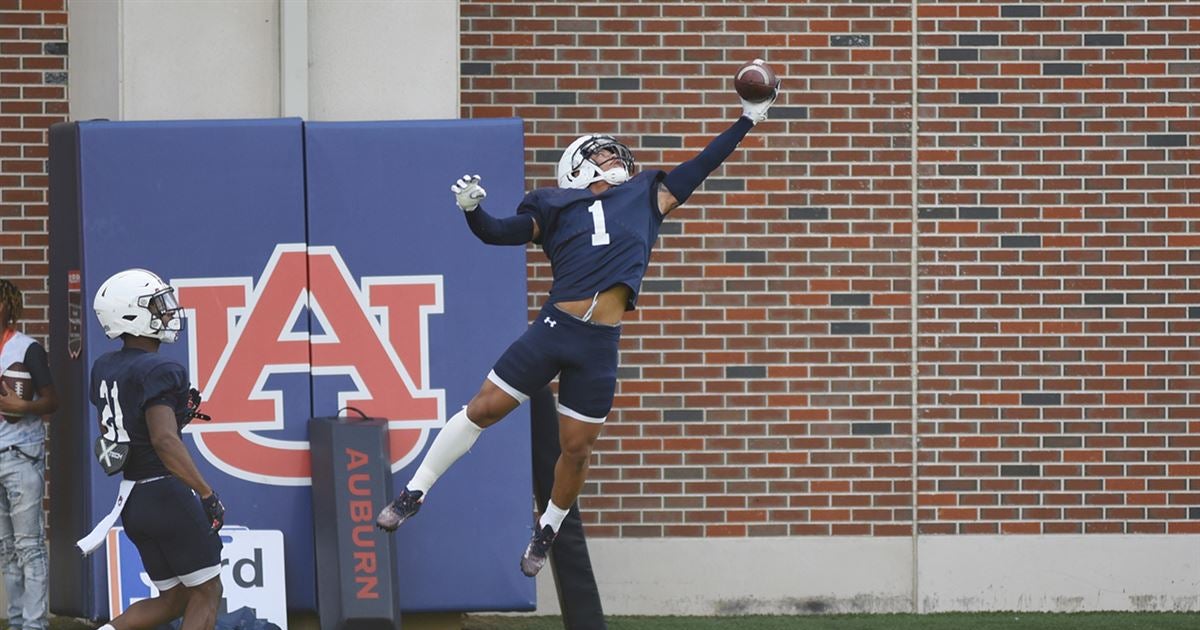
xmin=173 ymin=244 xmax=445 ymax=486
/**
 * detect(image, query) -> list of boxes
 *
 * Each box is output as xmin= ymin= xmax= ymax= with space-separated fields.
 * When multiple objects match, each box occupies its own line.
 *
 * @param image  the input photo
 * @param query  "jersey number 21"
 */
xmin=98 ymin=380 xmax=131 ymax=443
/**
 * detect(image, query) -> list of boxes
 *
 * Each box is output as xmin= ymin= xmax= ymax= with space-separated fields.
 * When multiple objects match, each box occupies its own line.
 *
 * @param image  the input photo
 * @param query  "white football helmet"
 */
xmin=556 ymin=134 xmax=636 ymax=189
xmin=93 ymin=268 xmax=184 ymax=343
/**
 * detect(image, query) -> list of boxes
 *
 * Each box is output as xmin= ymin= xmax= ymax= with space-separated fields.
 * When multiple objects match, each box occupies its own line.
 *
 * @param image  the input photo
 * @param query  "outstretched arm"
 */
xmin=452 ymin=174 xmax=541 ymax=245
xmin=658 ymin=86 xmax=779 ymax=216
xmin=464 ymin=206 xmax=539 ymax=245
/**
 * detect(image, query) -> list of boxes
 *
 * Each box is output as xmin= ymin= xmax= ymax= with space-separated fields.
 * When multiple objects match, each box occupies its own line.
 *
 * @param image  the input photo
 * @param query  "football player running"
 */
xmin=88 ymin=269 xmax=225 ymax=630
xmin=378 ymin=83 xmax=779 ymax=577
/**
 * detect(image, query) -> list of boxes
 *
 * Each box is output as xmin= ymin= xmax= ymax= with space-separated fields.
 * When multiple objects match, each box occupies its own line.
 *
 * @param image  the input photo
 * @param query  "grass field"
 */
xmin=463 ymin=612 xmax=1200 ymax=630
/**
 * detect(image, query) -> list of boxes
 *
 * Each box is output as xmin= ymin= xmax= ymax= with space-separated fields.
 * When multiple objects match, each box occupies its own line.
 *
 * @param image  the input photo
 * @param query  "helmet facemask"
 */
xmin=557 ymin=135 xmax=637 ymax=189
xmin=141 ymin=287 xmax=184 ymax=343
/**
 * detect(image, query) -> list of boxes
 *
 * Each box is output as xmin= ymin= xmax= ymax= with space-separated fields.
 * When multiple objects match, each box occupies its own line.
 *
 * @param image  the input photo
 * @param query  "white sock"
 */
xmin=99 ymin=625 xmax=115 ymax=630
xmin=406 ymin=408 xmax=484 ymax=494
xmin=539 ymin=500 xmax=569 ymax=533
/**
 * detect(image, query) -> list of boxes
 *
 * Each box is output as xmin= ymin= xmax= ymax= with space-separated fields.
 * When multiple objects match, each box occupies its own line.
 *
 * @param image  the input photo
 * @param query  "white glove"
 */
xmin=741 ymin=79 xmax=780 ymax=125
xmin=451 ymin=174 xmax=487 ymax=212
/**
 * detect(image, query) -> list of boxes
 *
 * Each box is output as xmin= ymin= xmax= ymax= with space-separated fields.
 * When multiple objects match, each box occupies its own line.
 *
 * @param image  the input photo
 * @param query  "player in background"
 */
xmin=89 ymin=269 xmax=225 ymax=630
xmin=378 ymin=84 xmax=779 ymax=576
xmin=0 ymin=279 xmax=58 ymax=630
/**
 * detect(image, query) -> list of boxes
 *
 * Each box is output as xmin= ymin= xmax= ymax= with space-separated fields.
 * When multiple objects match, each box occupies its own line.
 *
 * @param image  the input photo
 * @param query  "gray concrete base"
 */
xmin=33 ymin=535 xmax=1199 ymax=619
xmin=521 ymin=535 xmax=1200 ymax=616
xmin=531 ymin=536 xmax=913 ymax=616
xmin=917 ymin=534 xmax=1200 ymax=612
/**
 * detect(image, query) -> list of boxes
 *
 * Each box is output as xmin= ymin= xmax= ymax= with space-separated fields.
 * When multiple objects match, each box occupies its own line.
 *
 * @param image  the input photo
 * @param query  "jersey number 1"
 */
xmin=98 ymin=380 xmax=130 ymax=443
xmin=588 ymin=200 xmax=610 ymax=246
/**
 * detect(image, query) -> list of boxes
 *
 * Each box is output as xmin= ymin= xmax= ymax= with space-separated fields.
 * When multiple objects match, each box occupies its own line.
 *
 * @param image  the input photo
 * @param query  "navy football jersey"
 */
xmin=89 ymin=348 xmax=192 ymax=481
xmin=518 ymin=169 xmax=666 ymax=310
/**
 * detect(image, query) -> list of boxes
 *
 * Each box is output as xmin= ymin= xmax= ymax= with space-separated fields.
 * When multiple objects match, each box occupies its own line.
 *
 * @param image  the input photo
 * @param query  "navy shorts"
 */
xmin=489 ymin=303 xmax=622 ymax=422
xmin=121 ymin=476 xmax=223 ymax=590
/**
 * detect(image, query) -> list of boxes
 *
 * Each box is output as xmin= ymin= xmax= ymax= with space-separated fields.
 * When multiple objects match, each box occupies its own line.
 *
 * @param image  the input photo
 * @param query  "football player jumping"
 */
xmin=89 ymin=269 xmax=225 ymax=630
xmin=378 ymin=83 xmax=779 ymax=577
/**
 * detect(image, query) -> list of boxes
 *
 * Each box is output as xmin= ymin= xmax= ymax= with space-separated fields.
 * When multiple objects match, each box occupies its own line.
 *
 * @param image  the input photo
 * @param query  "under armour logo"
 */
xmin=544 ymin=317 xmax=557 ymax=328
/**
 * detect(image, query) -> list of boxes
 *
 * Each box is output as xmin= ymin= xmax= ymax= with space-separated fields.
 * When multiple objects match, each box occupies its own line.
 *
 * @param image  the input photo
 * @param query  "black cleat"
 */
xmin=520 ymin=524 xmax=557 ymax=577
xmin=376 ymin=488 xmax=423 ymax=532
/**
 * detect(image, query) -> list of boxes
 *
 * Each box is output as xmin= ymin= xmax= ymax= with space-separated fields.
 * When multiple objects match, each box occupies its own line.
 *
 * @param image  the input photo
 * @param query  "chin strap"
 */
xmin=599 ymin=166 xmax=630 ymax=186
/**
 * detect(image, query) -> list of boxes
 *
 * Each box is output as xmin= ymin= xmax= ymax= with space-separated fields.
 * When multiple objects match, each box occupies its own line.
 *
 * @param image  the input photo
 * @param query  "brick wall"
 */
xmin=916 ymin=0 xmax=1198 ymax=535
xmin=460 ymin=0 xmax=1199 ymax=537
xmin=0 ymin=0 xmax=67 ymax=343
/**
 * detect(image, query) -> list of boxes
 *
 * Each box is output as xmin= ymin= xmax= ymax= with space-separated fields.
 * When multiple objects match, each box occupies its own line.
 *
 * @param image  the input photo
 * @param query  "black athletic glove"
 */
xmin=201 ymin=491 xmax=225 ymax=533
xmin=186 ymin=387 xmax=211 ymax=422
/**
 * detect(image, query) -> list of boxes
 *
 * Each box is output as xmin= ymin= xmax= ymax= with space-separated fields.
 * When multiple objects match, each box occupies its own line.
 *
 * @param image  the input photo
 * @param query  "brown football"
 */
xmin=1 ymin=362 xmax=33 ymax=419
xmin=734 ymin=58 xmax=778 ymax=102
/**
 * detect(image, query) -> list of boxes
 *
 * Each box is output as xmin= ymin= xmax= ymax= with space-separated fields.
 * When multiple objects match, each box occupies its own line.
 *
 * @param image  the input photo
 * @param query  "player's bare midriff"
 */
xmin=554 ymin=284 xmax=631 ymax=326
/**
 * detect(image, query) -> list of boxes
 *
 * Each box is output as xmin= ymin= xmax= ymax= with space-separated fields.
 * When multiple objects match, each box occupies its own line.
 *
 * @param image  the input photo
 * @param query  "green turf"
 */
xmin=463 ymin=612 xmax=1200 ymax=630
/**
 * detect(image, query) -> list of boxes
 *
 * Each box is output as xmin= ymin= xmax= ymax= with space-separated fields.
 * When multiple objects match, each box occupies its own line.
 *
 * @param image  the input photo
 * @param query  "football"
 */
xmin=734 ymin=58 xmax=778 ymax=102
xmin=1 ymin=363 xmax=33 ymax=420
